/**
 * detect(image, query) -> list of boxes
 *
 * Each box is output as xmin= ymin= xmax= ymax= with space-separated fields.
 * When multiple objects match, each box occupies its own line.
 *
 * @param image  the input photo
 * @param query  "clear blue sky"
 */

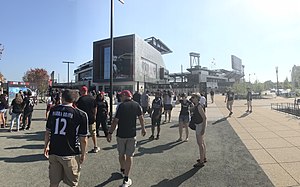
xmin=1 ymin=0 xmax=300 ymax=83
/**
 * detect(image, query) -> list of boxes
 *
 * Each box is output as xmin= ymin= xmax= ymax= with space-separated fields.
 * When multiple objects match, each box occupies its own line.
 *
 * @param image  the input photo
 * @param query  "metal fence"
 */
xmin=271 ymin=103 xmax=300 ymax=116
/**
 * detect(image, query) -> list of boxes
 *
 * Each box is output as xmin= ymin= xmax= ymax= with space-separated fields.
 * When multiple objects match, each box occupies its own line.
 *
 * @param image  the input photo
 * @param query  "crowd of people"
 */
xmin=42 ymin=86 xmax=211 ymax=187
xmin=0 ymin=90 xmax=36 ymax=132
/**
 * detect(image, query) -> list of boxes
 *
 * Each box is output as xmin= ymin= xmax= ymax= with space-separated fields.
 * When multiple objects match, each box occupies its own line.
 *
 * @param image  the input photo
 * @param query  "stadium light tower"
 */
xmin=62 ymin=61 xmax=74 ymax=87
xmin=109 ymin=0 xmax=124 ymax=123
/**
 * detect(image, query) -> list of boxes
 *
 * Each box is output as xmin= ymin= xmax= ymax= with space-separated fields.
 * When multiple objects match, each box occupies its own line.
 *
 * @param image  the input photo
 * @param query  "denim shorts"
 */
xmin=179 ymin=115 xmax=189 ymax=123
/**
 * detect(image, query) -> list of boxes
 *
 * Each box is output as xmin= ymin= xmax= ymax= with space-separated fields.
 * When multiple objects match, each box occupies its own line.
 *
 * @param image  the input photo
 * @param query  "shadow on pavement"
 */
xmin=0 ymin=153 xmax=47 ymax=163
xmin=238 ymin=112 xmax=250 ymax=118
xmin=95 ymin=172 xmax=123 ymax=187
xmin=101 ymin=144 xmax=117 ymax=151
xmin=151 ymin=167 xmax=201 ymax=187
xmin=1 ymin=131 xmax=45 ymax=141
xmin=169 ymin=123 xmax=179 ymax=128
xmin=211 ymin=117 xmax=228 ymax=125
xmin=5 ymin=144 xmax=44 ymax=150
xmin=32 ymin=118 xmax=47 ymax=122
xmin=135 ymin=140 xmax=184 ymax=157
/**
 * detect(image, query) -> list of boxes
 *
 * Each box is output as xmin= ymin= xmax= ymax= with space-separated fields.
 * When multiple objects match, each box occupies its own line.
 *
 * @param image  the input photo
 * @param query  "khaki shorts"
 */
xmin=117 ymin=137 xmax=136 ymax=157
xmin=196 ymin=123 xmax=204 ymax=135
xmin=49 ymin=155 xmax=81 ymax=187
xmin=89 ymin=123 xmax=96 ymax=136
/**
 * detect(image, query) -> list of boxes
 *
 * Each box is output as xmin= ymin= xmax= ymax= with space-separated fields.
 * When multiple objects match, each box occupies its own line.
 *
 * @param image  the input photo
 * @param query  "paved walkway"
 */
xmin=212 ymin=94 xmax=300 ymax=187
xmin=0 ymin=94 xmax=298 ymax=186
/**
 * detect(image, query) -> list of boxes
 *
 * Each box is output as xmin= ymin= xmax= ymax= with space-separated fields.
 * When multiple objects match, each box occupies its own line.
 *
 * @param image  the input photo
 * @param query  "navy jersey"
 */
xmin=179 ymin=100 xmax=193 ymax=116
xmin=152 ymin=98 xmax=163 ymax=116
xmin=46 ymin=105 xmax=88 ymax=156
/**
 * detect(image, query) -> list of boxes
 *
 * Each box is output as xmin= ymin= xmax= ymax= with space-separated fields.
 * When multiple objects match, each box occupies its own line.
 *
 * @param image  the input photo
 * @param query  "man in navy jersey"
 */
xmin=107 ymin=90 xmax=146 ymax=187
xmin=44 ymin=89 xmax=88 ymax=187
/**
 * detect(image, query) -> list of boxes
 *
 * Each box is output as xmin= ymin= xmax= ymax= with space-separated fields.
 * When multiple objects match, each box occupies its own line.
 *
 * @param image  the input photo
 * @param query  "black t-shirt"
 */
xmin=76 ymin=95 xmax=97 ymax=124
xmin=23 ymin=96 xmax=35 ymax=113
xmin=46 ymin=105 xmax=88 ymax=156
xmin=115 ymin=99 xmax=142 ymax=138
xmin=96 ymin=100 xmax=108 ymax=117
xmin=133 ymin=93 xmax=141 ymax=104
xmin=179 ymin=99 xmax=192 ymax=116
xmin=11 ymin=99 xmax=24 ymax=114
xmin=210 ymin=90 xmax=215 ymax=96
xmin=226 ymin=91 xmax=234 ymax=101
xmin=151 ymin=98 xmax=163 ymax=117
xmin=246 ymin=91 xmax=253 ymax=101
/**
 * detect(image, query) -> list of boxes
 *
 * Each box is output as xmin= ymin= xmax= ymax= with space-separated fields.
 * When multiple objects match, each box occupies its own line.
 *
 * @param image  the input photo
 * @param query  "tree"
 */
xmin=23 ymin=68 xmax=49 ymax=93
xmin=0 ymin=72 xmax=5 ymax=82
xmin=264 ymin=80 xmax=274 ymax=90
xmin=283 ymin=77 xmax=292 ymax=89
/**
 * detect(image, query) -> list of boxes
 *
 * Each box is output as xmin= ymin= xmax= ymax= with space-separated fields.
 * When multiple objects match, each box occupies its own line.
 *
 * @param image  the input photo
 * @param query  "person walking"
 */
xmin=246 ymin=87 xmax=253 ymax=113
xmin=9 ymin=93 xmax=24 ymax=132
xmin=149 ymin=91 xmax=163 ymax=140
xmin=210 ymin=89 xmax=215 ymax=103
xmin=177 ymin=93 xmax=193 ymax=142
xmin=95 ymin=91 xmax=109 ymax=137
xmin=107 ymin=90 xmax=146 ymax=187
xmin=163 ymin=90 xmax=173 ymax=123
xmin=190 ymin=93 xmax=207 ymax=167
xmin=0 ymin=93 xmax=8 ymax=128
xmin=44 ymin=89 xmax=88 ymax=187
xmin=76 ymin=86 xmax=100 ymax=153
xmin=225 ymin=88 xmax=234 ymax=117
xmin=140 ymin=90 xmax=151 ymax=117
xmin=20 ymin=90 xmax=35 ymax=130
xmin=132 ymin=91 xmax=141 ymax=105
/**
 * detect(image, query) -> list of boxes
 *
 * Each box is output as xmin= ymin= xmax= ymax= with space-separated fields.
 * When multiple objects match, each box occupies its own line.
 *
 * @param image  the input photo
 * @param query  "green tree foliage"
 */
xmin=283 ymin=77 xmax=292 ymax=89
xmin=0 ymin=72 xmax=5 ymax=82
xmin=23 ymin=68 xmax=49 ymax=93
xmin=263 ymin=80 xmax=274 ymax=90
xmin=253 ymin=80 xmax=264 ymax=94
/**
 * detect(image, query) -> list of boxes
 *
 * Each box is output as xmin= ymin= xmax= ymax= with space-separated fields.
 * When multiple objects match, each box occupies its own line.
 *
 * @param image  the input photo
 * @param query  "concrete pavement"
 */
xmin=1 ymin=94 xmax=297 ymax=186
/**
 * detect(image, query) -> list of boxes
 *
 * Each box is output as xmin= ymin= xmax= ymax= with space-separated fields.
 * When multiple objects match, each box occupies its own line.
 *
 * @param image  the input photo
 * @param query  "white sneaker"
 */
xmin=121 ymin=178 xmax=132 ymax=187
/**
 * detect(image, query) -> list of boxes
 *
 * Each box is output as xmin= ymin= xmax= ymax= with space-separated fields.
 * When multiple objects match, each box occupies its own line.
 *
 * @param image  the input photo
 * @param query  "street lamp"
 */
xmin=276 ymin=66 xmax=279 ymax=96
xmin=62 ymin=61 xmax=74 ymax=87
xmin=109 ymin=0 xmax=124 ymax=123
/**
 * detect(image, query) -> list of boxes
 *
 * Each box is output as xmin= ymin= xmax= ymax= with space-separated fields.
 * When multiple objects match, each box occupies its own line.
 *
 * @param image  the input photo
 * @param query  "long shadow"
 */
xmin=32 ymin=118 xmax=47 ymax=122
xmin=0 ymin=153 xmax=47 ymax=163
xmin=169 ymin=123 xmax=179 ymax=128
xmin=211 ymin=117 xmax=228 ymax=125
xmin=137 ymin=138 xmax=152 ymax=147
xmin=2 ymin=131 xmax=45 ymax=141
xmin=5 ymin=144 xmax=44 ymax=150
xmin=151 ymin=167 xmax=201 ymax=187
xmin=238 ymin=112 xmax=250 ymax=118
xmin=101 ymin=144 xmax=117 ymax=151
xmin=136 ymin=124 xmax=152 ymax=131
xmin=95 ymin=172 xmax=123 ymax=187
xmin=135 ymin=140 xmax=184 ymax=157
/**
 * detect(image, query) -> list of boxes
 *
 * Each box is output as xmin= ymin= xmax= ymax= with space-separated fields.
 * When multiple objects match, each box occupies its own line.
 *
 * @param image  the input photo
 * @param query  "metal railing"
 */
xmin=271 ymin=103 xmax=300 ymax=116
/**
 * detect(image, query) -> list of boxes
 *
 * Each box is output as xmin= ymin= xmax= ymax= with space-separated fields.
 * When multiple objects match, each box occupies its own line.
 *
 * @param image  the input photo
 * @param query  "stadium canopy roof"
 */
xmin=145 ymin=37 xmax=172 ymax=55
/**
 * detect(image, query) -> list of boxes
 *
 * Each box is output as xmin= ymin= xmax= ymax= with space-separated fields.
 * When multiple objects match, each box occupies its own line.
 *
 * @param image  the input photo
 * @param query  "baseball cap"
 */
xmin=81 ymin=86 xmax=88 ymax=92
xmin=119 ymin=90 xmax=132 ymax=97
xmin=100 ymin=91 xmax=105 ymax=95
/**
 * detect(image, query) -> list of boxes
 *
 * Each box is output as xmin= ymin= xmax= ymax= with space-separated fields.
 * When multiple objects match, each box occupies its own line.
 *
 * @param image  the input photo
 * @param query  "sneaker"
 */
xmin=121 ymin=178 xmax=132 ymax=187
xmin=19 ymin=127 xmax=25 ymax=131
xmin=25 ymin=127 xmax=30 ymax=130
xmin=90 ymin=147 xmax=100 ymax=153
xmin=229 ymin=112 xmax=233 ymax=116
xmin=249 ymin=110 xmax=252 ymax=113
xmin=155 ymin=135 xmax=160 ymax=140
xmin=193 ymin=162 xmax=205 ymax=168
xmin=245 ymin=110 xmax=249 ymax=112
xmin=176 ymin=138 xmax=183 ymax=142
xmin=184 ymin=138 xmax=189 ymax=142
xmin=148 ymin=135 xmax=154 ymax=140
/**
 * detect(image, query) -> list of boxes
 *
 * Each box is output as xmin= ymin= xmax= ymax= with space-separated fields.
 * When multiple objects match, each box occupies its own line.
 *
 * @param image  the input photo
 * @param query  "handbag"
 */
xmin=189 ymin=120 xmax=196 ymax=130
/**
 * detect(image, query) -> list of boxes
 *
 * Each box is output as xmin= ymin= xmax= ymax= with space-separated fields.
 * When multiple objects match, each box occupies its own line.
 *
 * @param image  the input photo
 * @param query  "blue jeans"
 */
xmin=10 ymin=113 xmax=22 ymax=131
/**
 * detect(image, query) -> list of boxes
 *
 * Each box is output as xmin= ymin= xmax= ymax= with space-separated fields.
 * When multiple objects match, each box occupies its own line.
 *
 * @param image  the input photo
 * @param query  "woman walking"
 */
xmin=177 ymin=93 xmax=193 ymax=142
xmin=9 ymin=93 xmax=24 ymax=132
xmin=190 ymin=93 xmax=207 ymax=167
